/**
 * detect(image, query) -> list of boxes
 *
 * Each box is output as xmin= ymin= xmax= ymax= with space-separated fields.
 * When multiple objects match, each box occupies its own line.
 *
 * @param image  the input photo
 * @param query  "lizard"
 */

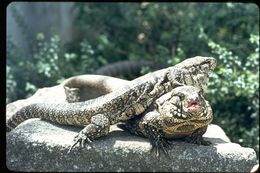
xmin=62 ymin=56 xmax=214 ymax=102
xmin=63 ymin=74 xmax=131 ymax=102
xmin=118 ymin=86 xmax=213 ymax=157
xmin=63 ymin=76 xmax=213 ymax=156
xmin=62 ymin=72 xmax=213 ymax=156
xmin=6 ymin=56 xmax=216 ymax=153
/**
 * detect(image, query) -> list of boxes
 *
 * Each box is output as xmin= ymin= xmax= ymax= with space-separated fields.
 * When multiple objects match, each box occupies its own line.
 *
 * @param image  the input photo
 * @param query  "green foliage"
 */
xmin=6 ymin=65 xmax=17 ymax=104
xmin=202 ymin=33 xmax=259 ymax=157
xmin=72 ymin=3 xmax=258 ymax=66
xmin=7 ymin=2 xmax=259 ymax=157
xmin=7 ymin=32 xmax=102 ymax=101
xmin=7 ymin=35 xmax=18 ymax=103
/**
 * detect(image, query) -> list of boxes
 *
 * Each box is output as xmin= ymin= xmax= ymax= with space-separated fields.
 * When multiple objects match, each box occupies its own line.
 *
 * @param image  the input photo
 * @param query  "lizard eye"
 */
xmin=177 ymin=93 xmax=185 ymax=101
xmin=189 ymin=66 xmax=196 ymax=73
xmin=200 ymin=64 xmax=209 ymax=73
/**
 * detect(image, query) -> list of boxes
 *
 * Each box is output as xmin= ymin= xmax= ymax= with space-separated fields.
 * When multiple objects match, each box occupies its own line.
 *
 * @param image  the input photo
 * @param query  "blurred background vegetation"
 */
xmin=6 ymin=3 xmax=259 ymax=158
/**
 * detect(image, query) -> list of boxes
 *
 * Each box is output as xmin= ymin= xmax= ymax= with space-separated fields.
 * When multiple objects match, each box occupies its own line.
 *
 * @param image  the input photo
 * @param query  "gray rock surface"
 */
xmin=6 ymin=84 xmax=258 ymax=172
xmin=6 ymin=120 xmax=257 ymax=172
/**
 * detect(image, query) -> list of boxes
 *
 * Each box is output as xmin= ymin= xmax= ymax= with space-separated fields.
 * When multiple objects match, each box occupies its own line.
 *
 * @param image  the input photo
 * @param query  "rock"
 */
xmin=6 ymin=120 xmax=257 ymax=172
xmin=250 ymin=164 xmax=259 ymax=173
xmin=6 ymin=85 xmax=258 ymax=172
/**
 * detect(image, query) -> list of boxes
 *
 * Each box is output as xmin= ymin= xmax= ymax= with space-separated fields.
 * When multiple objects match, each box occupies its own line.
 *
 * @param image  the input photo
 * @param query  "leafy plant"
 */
xmin=200 ymin=32 xmax=259 ymax=158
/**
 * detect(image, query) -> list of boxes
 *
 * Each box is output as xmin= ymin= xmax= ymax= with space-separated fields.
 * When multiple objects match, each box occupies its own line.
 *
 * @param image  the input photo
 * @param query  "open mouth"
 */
xmin=187 ymin=100 xmax=200 ymax=115
xmin=188 ymin=100 xmax=199 ymax=107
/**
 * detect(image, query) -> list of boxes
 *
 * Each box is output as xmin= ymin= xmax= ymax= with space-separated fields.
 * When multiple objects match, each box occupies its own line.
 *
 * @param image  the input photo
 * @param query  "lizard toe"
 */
xmin=68 ymin=133 xmax=94 ymax=153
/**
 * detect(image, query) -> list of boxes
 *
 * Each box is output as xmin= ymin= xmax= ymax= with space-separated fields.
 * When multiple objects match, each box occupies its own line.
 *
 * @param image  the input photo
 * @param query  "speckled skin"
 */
xmin=121 ymin=86 xmax=213 ymax=137
xmin=64 ymin=76 xmax=213 ymax=155
xmin=118 ymin=86 xmax=213 ymax=156
xmin=6 ymin=56 xmax=216 ymax=152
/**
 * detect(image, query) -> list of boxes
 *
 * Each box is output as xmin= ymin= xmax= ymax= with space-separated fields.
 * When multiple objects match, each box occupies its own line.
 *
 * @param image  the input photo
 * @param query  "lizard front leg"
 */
xmin=68 ymin=114 xmax=110 ymax=153
xmin=139 ymin=111 xmax=172 ymax=158
xmin=119 ymin=110 xmax=171 ymax=158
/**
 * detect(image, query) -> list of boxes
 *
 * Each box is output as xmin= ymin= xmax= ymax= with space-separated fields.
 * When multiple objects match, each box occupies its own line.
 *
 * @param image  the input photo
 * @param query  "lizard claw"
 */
xmin=150 ymin=136 xmax=171 ymax=159
xmin=143 ymin=123 xmax=172 ymax=158
xmin=67 ymin=133 xmax=93 ymax=153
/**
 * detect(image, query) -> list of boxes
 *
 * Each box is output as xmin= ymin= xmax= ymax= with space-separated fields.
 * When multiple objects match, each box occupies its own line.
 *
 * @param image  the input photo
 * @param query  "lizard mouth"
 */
xmin=184 ymin=100 xmax=201 ymax=116
xmin=188 ymin=100 xmax=199 ymax=107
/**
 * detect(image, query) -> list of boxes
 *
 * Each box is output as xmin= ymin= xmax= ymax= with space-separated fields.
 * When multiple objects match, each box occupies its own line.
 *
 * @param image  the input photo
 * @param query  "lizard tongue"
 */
xmin=188 ymin=100 xmax=198 ymax=107
xmin=187 ymin=101 xmax=200 ymax=115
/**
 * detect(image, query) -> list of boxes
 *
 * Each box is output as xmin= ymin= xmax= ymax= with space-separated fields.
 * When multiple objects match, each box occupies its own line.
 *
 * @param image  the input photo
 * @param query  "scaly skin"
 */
xmin=63 ymin=75 xmax=130 ymax=102
xmin=6 ymin=56 xmax=216 ymax=153
xmin=63 ymin=56 xmax=216 ymax=102
xmin=118 ymin=86 xmax=213 ymax=157
xmin=63 ymin=76 xmax=213 ymax=156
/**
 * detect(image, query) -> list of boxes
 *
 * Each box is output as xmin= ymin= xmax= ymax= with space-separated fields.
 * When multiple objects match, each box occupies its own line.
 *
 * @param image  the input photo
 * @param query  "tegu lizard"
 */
xmin=63 ymin=78 xmax=213 ymax=156
xmin=6 ymin=56 xmax=216 ymax=154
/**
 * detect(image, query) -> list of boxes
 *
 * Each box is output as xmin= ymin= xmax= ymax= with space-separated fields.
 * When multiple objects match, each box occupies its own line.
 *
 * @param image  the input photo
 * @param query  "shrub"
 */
xmin=202 ymin=33 xmax=259 ymax=158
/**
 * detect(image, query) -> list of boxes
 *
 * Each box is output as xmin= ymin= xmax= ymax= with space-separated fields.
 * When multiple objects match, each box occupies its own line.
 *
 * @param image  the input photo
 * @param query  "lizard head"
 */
xmin=174 ymin=56 xmax=217 ymax=72
xmin=168 ymin=56 xmax=217 ymax=93
xmin=156 ymin=85 xmax=213 ymax=138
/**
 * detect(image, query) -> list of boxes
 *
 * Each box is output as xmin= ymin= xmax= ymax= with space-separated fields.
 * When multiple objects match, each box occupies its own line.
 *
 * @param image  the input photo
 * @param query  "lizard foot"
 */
xmin=67 ymin=114 xmax=110 ymax=153
xmin=150 ymin=136 xmax=172 ymax=159
xmin=143 ymin=123 xmax=172 ymax=158
xmin=67 ymin=133 xmax=93 ymax=153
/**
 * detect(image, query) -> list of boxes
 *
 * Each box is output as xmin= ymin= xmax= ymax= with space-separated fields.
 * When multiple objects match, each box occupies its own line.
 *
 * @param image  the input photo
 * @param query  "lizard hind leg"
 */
xmin=68 ymin=114 xmax=110 ymax=153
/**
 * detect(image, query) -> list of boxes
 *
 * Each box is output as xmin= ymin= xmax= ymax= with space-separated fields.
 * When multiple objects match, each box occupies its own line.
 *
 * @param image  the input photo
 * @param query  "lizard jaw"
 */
xmin=182 ymin=99 xmax=201 ymax=116
xmin=186 ymin=100 xmax=201 ymax=115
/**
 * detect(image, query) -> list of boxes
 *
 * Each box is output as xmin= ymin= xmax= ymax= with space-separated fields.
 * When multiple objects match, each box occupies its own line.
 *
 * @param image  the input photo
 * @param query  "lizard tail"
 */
xmin=6 ymin=104 xmax=38 ymax=132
